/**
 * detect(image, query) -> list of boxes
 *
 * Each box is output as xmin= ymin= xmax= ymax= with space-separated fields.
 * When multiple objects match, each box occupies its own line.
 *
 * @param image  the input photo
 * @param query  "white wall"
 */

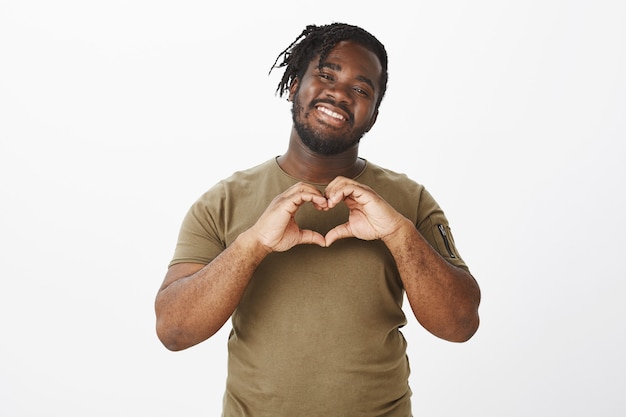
xmin=1 ymin=1 xmax=624 ymax=416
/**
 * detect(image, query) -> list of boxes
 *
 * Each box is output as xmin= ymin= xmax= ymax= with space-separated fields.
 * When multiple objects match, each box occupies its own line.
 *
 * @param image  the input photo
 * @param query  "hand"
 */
xmin=249 ymin=182 xmax=328 ymax=252
xmin=324 ymin=176 xmax=407 ymax=247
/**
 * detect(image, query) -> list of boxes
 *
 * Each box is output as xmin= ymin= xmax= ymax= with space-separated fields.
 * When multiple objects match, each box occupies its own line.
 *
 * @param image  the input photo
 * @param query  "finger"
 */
xmin=325 ymin=175 xmax=350 ymax=188
xmin=291 ymin=183 xmax=327 ymax=204
xmin=324 ymin=223 xmax=354 ymax=247
xmin=288 ymin=193 xmax=329 ymax=212
xmin=325 ymin=179 xmax=372 ymax=208
xmin=299 ymin=229 xmax=327 ymax=247
xmin=280 ymin=186 xmax=328 ymax=213
xmin=288 ymin=182 xmax=325 ymax=196
xmin=304 ymin=193 xmax=330 ymax=210
xmin=324 ymin=176 xmax=351 ymax=196
xmin=325 ymin=185 xmax=353 ymax=208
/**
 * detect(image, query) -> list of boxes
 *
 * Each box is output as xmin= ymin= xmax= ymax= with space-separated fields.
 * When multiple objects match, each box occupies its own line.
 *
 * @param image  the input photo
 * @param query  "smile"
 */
xmin=316 ymin=106 xmax=346 ymax=121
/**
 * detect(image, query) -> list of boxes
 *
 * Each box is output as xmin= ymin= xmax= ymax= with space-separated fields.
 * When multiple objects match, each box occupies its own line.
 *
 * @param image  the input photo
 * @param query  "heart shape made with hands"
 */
xmin=262 ymin=178 xmax=401 ymax=250
xmin=291 ymin=199 xmax=352 ymax=247
xmin=293 ymin=197 xmax=386 ymax=248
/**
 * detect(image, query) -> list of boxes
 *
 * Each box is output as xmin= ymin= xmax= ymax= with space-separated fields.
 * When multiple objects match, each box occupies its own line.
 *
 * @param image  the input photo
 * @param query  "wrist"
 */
xmin=237 ymin=228 xmax=273 ymax=259
xmin=380 ymin=217 xmax=415 ymax=247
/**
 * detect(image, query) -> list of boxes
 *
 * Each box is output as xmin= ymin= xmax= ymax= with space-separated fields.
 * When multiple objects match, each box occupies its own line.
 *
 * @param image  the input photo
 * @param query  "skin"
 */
xmin=155 ymin=40 xmax=480 ymax=351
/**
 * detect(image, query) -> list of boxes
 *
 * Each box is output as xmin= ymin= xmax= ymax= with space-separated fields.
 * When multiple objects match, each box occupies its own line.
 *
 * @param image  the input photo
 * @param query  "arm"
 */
xmin=155 ymin=183 xmax=328 ymax=351
xmin=324 ymin=177 xmax=480 ymax=342
xmin=381 ymin=218 xmax=480 ymax=342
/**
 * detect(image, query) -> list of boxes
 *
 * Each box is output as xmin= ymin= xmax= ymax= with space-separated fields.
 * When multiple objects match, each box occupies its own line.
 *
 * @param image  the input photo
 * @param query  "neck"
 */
xmin=277 ymin=128 xmax=365 ymax=184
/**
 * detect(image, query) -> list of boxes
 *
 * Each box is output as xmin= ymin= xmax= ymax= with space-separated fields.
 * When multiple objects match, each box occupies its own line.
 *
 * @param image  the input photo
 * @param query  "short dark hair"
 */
xmin=270 ymin=23 xmax=389 ymax=110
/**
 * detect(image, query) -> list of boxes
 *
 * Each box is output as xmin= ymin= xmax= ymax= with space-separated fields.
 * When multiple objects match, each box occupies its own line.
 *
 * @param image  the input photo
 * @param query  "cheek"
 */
xmin=296 ymin=77 xmax=324 ymax=99
xmin=356 ymin=106 xmax=377 ymax=127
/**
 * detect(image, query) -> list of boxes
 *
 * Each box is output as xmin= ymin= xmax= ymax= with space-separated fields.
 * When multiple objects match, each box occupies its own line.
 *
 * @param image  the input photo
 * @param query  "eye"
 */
xmin=318 ymin=72 xmax=333 ymax=81
xmin=353 ymin=87 xmax=368 ymax=96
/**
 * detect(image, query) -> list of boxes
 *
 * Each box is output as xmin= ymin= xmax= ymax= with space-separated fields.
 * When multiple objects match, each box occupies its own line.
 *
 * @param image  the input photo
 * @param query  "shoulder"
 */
xmin=220 ymin=158 xmax=278 ymax=187
xmin=194 ymin=159 xmax=279 ymax=200
xmin=191 ymin=158 xmax=294 ymax=218
xmin=359 ymin=160 xmax=441 ymax=222
xmin=360 ymin=160 xmax=427 ymax=198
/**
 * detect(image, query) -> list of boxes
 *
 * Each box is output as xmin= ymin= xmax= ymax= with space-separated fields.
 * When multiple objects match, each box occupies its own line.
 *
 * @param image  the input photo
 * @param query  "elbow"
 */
xmin=448 ymin=313 xmax=480 ymax=343
xmin=156 ymin=318 xmax=190 ymax=352
xmin=424 ymin=307 xmax=480 ymax=343
xmin=155 ymin=298 xmax=188 ymax=351
xmin=155 ymin=306 xmax=219 ymax=351
xmin=154 ymin=291 xmax=196 ymax=351
xmin=433 ymin=291 xmax=481 ymax=343
xmin=448 ymin=295 xmax=481 ymax=343
xmin=449 ymin=276 xmax=481 ymax=342
xmin=433 ymin=312 xmax=479 ymax=343
xmin=154 ymin=305 xmax=199 ymax=352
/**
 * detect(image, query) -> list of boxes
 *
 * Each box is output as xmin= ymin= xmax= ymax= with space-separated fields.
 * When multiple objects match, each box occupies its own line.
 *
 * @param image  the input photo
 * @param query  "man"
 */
xmin=155 ymin=23 xmax=480 ymax=416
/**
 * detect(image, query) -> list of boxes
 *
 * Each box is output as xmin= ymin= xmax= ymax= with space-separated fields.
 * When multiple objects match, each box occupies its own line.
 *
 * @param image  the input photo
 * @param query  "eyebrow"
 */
xmin=319 ymin=62 xmax=377 ymax=92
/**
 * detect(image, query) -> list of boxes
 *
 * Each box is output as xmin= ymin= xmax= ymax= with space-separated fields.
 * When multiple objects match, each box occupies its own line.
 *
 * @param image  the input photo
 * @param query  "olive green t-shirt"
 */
xmin=170 ymin=158 xmax=469 ymax=417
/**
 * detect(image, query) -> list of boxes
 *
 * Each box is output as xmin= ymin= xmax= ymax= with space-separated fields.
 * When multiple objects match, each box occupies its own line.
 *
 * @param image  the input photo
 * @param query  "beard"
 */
xmin=291 ymin=95 xmax=368 ymax=156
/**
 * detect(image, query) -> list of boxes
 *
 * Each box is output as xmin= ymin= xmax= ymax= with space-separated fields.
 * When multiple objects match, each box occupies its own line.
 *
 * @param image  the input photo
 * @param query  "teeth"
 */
xmin=317 ymin=106 xmax=345 ymax=121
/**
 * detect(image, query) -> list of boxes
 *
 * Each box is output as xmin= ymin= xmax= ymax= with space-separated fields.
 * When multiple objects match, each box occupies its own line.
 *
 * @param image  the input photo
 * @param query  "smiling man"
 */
xmin=288 ymin=40 xmax=379 ymax=158
xmin=155 ymin=23 xmax=481 ymax=417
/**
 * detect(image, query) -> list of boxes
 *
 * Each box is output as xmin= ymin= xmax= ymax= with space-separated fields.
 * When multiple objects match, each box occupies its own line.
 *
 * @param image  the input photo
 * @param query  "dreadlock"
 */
xmin=270 ymin=23 xmax=389 ymax=110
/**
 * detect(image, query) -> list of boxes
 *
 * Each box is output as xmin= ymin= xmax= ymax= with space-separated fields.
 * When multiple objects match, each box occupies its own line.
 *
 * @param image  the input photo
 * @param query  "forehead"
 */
xmin=308 ymin=40 xmax=383 ymax=88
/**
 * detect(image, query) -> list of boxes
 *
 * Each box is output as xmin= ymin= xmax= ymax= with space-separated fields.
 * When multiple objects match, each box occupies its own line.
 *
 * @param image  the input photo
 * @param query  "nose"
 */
xmin=325 ymin=82 xmax=353 ymax=105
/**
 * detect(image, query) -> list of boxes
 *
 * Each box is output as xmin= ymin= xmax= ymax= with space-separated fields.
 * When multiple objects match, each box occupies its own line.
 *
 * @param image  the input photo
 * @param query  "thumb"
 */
xmin=324 ymin=223 xmax=354 ymax=247
xmin=299 ymin=229 xmax=327 ymax=247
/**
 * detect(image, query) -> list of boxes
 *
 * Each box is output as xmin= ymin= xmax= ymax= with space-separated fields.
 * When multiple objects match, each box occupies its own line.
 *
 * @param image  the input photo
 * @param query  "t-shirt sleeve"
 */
xmin=415 ymin=187 xmax=470 ymax=273
xmin=169 ymin=183 xmax=226 ymax=267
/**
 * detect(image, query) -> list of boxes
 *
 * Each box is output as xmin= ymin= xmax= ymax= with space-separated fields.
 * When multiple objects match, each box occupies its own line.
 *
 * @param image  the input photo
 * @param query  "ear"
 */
xmin=365 ymin=109 xmax=379 ymax=132
xmin=288 ymin=78 xmax=299 ymax=102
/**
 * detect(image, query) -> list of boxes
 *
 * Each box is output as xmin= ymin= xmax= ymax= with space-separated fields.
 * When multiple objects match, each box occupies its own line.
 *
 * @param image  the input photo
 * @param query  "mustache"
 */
xmin=310 ymin=99 xmax=354 ymax=123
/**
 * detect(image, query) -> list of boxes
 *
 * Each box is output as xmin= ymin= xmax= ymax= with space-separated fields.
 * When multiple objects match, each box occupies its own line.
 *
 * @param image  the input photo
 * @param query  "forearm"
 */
xmin=155 ymin=230 xmax=270 ymax=351
xmin=383 ymin=218 xmax=481 ymax=342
